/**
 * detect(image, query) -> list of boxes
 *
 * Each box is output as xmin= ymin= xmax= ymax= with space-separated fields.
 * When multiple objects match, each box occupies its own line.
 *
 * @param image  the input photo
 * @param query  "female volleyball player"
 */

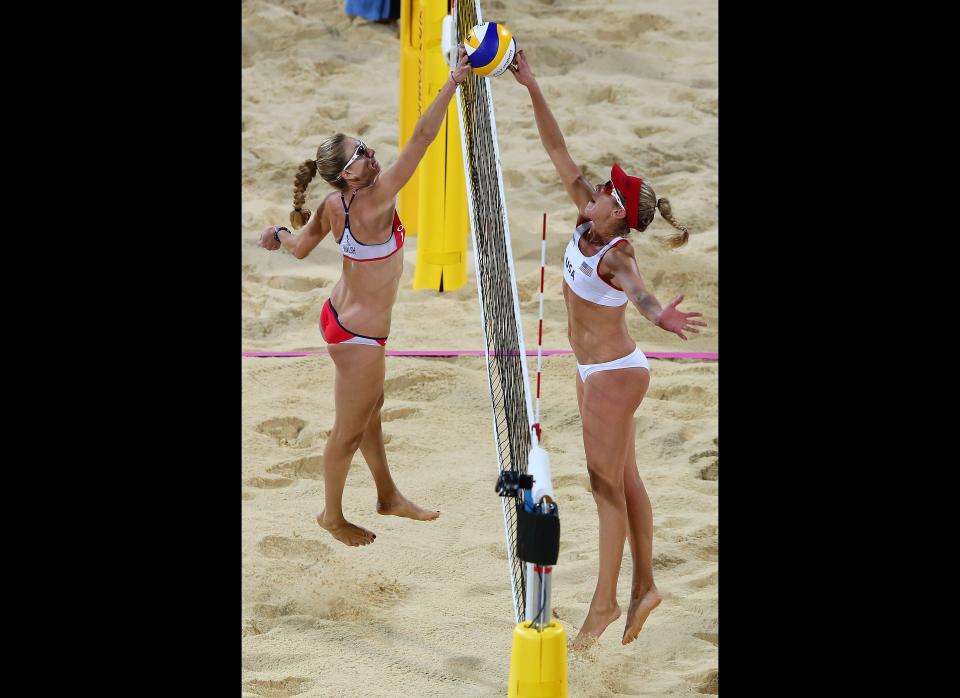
xmin=256 ymin=48 xmax=471 ymax=547
xmin=508 ymin=50 xmax=707 ymax=645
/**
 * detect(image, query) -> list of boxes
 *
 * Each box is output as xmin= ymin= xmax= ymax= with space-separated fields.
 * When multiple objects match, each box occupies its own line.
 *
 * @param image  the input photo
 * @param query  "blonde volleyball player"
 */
xmin=508 ymin=50 xmax=706 ymax=646
xmin=256 ymin=47 xmax=471 ymax=547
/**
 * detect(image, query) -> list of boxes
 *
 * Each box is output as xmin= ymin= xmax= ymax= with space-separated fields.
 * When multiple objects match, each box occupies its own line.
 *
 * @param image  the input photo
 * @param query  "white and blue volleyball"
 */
xmin=464 ymin=22 xmax=517 ymax=78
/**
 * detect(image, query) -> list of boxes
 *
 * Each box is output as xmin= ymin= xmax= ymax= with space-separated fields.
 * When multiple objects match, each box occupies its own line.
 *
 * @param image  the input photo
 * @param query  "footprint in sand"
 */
xmin=584 ymin=85 xmax=618 ymax=105
xmin=249 ymin=594 xmax=358 ymax=626
xmin=242 ymin=618 xmax=265 ymax=637
xmin=653 ymin=552 xmax=687 ymax=570
xmin=256 ymin=417 xmax=306 ymax=446
xmin=313 ymin=574 xmax=408 ymax=621
xmin=443 ymin=655 xmax=484 ymax=672
xmin=383 ymin=370 xmax=454 ymax=402
xmin=245 ymin=476 xmax=294 ymax=489
xmin=316 ymin=103 xmax=348 ymax=121
xmin=380 ymin=406 xmax=418 ymax=422
xmin=693 ymin=631 xmax=718 ymax=646
xmin=634 ymin=125 xmax=668 ymax=139
xmin=695 ymin=95 xmax=719 ymax=117
xmin=242 ymin=677 xmax=310 ymax=697
xmin=264 ymin=275 xmax=330 ymax=292
xmin=693 ymin=668 xmax=718 ymax=694
xmin=250 ymin=602 xmax=296 ymax=619
xmin=671 ymin=364 xmax=718 ymax=376
xmin=312 ymin=58 xmax=351 ymax=76
xmin=653 ymin=384 xmax=716 ymax=407
xmin=244 ymin=602 xmax=297 ymax=636
xmin=690 ymin=449 xmax=718 ymax=481
xmin=595 ymin=12 xmax=671 ymax=42
xmin=513 ymin=41 xmax=581 ymax=77
xmin=243 ymin=652 xmax=310 ymax=673
xmin=685 ymin=568 xmax=718 ymax=591
xmin=267 ymin=455 xmax=324 ymax=480
xmin=286 ymin=424 xmax=329 ymax=449
xmin=625 ymin=12 xmax=672 ymax=34
xmin=437 ymin=654 xmax=497 ymax=689
xmin=690 ymin=538 xmax=718 ymax=563
xmin=658 ymin=515 xmax=692 ymax=530
xmin=256 ymin=535 xmax=332 ymax=562
xmin=602 ymin=673 xmax=639 ymax=695
xmin=699 ymin=460 xmax=718 ymax=481
xmin=353 ymin=119 xmax=372 ymax=138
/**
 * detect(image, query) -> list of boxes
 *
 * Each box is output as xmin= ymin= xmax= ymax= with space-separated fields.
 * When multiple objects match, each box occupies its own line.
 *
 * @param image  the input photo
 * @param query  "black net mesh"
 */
xmin=456 ymin=0 xmax=531 ymax=624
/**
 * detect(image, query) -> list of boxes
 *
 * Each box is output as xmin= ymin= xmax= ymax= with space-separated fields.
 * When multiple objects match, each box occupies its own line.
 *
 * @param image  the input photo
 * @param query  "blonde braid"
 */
xmin=655 ymin=197 xmax=689 ymax=248
xmin=634 ymin=178 xmax=690 ymax=248
xmin=288 ymin=133 xmax=351 ymax=229
xmin=290 ymin=159 xmax=317 ymax=228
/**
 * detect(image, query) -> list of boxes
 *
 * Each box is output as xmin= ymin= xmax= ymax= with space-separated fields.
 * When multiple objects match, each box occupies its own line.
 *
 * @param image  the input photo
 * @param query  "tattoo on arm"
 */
xmin=632 ymin=291 xmax=662 ymax=324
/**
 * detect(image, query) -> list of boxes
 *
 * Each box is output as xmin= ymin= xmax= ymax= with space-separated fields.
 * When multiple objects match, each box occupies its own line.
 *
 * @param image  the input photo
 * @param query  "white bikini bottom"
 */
xmin=577 ymin=346 xmax=650 ymax=382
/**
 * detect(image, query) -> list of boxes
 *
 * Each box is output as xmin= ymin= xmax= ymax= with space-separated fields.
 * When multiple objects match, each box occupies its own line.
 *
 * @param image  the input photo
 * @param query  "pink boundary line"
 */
xmin=242 ymin=350 xmax=717 ymax=360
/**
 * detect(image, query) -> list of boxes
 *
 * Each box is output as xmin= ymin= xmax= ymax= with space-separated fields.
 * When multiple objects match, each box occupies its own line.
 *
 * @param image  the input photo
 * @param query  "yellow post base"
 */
xmin=507 ymin=621 xmax=568 ymax=698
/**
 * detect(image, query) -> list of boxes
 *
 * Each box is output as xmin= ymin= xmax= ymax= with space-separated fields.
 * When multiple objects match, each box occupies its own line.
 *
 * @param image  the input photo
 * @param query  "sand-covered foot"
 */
xmin=376 ymin=494 xmax=440 ymax=521
xmin=622 ymin=588 xmax=662 ymax=644
xmin=573 ymin=603 xmax=621 ymax=649
xmin=316 ymin=511 xmax=376 ymax=546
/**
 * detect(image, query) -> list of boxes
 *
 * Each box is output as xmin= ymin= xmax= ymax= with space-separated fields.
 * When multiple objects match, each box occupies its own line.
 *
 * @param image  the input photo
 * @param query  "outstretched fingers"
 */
xmin=682 ymin=311 xmax=706 ymax=329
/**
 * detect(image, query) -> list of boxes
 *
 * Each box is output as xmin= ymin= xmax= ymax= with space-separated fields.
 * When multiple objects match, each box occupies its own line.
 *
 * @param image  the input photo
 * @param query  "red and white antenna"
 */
xmin=533 ymin=212 xmax=546 ymax=441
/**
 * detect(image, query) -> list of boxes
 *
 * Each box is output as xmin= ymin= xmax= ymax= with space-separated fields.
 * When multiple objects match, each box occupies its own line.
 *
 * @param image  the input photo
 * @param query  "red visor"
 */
xmin=610 ymin=162 xmax=643 ymax=229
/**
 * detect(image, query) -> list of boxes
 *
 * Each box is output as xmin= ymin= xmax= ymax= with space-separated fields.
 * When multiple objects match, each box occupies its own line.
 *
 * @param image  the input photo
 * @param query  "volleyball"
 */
xmin=463 ymin=22 xmax=517 ymax=78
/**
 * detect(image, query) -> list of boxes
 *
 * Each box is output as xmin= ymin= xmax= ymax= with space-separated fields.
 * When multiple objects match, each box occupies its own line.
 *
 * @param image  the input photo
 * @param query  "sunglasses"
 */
xmin=340 ymin=140 xmax=367 ymax=177
xmin=602 ymin=180 xmax=626 ymax=210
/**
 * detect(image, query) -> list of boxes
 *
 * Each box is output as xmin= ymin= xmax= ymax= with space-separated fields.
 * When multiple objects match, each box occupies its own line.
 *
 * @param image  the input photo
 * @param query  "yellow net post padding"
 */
xmin=399 ymin=0 xmax=470 ymax=291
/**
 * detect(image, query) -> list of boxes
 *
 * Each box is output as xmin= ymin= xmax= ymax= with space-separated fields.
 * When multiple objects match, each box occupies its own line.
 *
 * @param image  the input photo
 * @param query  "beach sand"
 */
xmin=243 ymin=1 xmax=717 ymax=695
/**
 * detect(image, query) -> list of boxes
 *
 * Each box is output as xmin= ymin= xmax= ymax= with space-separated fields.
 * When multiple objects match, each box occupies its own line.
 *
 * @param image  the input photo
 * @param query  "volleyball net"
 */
xmin=452 ymin=0 xmax=536 ymax=625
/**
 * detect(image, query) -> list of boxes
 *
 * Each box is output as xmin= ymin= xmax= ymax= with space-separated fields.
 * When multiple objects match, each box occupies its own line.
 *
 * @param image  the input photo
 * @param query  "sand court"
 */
xmin=243 ymin=1 xmax=717 ymax=694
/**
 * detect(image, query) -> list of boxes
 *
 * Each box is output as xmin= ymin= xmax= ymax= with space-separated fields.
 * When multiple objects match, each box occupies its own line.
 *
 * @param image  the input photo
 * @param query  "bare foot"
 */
xmin=376 ymin=494 xmax=440 ymax=521
xmin=573 ymin=603 xmax=621 ymax=649
xmin=622 ymin=588 xmax=662 ymax=644
xmin=316 ymin=511 xmax=375 ymax=547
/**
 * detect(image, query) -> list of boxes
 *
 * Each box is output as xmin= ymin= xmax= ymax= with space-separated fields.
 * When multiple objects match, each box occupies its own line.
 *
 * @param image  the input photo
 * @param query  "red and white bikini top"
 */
xmin=562 ymin=220 xmax=628 ymax=307
xmin=337 ymin=190 xmax=405 ymax=262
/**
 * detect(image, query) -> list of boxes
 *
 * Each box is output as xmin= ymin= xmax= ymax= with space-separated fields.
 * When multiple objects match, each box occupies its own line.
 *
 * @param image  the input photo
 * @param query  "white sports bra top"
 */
xmin=337 ymin=190 xmax=405 ymax=262
xmin=562 ymin=221 xmax=628 ymax=307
